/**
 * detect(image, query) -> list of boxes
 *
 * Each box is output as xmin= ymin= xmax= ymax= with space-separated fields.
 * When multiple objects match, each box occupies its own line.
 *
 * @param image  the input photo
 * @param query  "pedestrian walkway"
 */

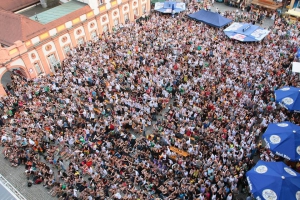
xmin=0 ymin=147 xmax=55 ymax=200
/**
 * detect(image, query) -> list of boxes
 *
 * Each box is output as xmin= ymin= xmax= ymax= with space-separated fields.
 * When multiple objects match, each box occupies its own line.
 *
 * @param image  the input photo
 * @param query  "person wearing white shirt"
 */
xmin=226 ymin=193 xmax=233 ymax=200
xmin=113 ymin=191 xmax=122 ymax=199
xmin=68 ymin=137 xmax=74 ymax=147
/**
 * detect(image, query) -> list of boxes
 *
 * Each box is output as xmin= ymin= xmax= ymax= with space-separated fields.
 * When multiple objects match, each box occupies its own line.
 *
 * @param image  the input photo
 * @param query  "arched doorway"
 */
xmin=1 ymin=71 xmax=12 ymax=89
xmin=0 ymin=65 xmax=30 ymax=96
xmin=6 ymin=65 xmax=30 ymax=79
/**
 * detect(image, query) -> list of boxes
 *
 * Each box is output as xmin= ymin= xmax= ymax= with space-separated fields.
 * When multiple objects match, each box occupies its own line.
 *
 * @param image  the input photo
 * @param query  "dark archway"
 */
xmin=0 ymin=65 xmax=30 ymax=93
xmin=1 ymin=70 xmax=12 ymax=89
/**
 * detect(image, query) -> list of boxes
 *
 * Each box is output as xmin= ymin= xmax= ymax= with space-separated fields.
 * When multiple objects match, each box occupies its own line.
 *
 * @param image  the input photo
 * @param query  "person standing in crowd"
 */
xmin=0 ymin=2 xmax=299 ymax=200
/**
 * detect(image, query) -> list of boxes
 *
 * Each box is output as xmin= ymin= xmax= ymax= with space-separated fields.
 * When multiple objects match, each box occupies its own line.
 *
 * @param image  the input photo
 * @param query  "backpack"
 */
xmin=28 ymin=181 xmax=32 ymax=187
xmin=35 ymin=179 xmax=42 ymax=184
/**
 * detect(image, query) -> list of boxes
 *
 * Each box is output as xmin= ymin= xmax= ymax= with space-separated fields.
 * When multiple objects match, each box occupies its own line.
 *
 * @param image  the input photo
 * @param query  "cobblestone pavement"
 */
xmin=0 ymin=3 xmax=273 ymax=200
xmin=212 ymin=2 xmax=275 ymax=28
xmin=0 ymin=146 xmax=55 ymax=200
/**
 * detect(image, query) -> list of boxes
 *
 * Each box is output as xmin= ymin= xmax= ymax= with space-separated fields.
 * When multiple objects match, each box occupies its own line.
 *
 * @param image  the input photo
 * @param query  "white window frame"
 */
xmin=64 ymin=45 xmax=71 ymax=54
xmin=103 ymin=24 xmax=109 ymax=33
xmin=48 ymin=54 xmax=60 ymax=72
xmin=48 ymin=54 xmax=57 ymax=66
xmin=77 ymin=37 xmax=85 ymax=45
xmin=114 ymin=18 xmax=119 ymax=26
xmin=91 ymin=30 xmax=98 ymax=40
xmin=34 ymin=62 xmax=42 ymax=75
xmin=134 ymin=9 xmax=138 ymax=17
xmin=124 ymin=13 xmax=129 ymax=21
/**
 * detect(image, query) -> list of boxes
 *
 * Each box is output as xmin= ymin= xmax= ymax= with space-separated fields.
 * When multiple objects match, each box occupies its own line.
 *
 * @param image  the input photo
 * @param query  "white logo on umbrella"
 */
xmin=280 ymin=87 xmax=290 ymax=91
xmin=256 ymin=197 xmax=262 ymax=200
xmin=282 ymin=97 xmax=294 ymax=105
xmin=269 ymin=135 xmax=281 ymax=144
xmin=296 ymin=191 xmax=300 ymax=200
xmin=277 ymin=123 xmax=289 ymax=127
xmin=262 ymin=189 xmax=277 ymax=200
xmin=255 ymin=165 xmax=268 ymax=174
xmin=284 ymin=167 xmax=297 ymax=176
xmin=297 ymin=146 xmax=300 ymax=156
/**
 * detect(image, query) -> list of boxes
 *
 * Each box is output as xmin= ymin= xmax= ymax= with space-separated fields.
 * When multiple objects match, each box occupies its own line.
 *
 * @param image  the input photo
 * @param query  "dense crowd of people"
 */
xmin=0 ymin=1 xmax=300 ymax=200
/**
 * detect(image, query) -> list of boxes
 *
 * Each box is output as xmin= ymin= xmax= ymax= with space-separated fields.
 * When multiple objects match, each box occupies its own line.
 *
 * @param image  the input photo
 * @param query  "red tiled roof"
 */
xmin=0 ymin=9 xmax=46 ymax=46
xmin=0 ymin=5 xmax=92 ymax=47
xmin=0 ymin=0 xmax=40 ymax=12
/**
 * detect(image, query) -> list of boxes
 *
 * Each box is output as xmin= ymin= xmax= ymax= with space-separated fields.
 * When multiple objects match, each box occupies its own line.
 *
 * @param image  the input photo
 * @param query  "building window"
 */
xmin=45 ymin=44 xmax=52 ymax=51
xmin=99 ymin=0 xmax=103 ymax=5
xmin=91 ymin=30 xmax=98 ymax=40
xmin=48 ymin=54 xmax=60 ymax=71
xmin=64 ymin=45 xmax=71 ymax=55
xmin=90 ymin=22 xmax=95 ymax=28
xmin=124 ymin=13 xmax=129 ymax=22
xmin=31 ymin=53 xmax=36 ymax=59
xmin=34 ymin=62 xmax=42 ymax=75
xmin=134 ymin=9 xmax=138 ymax=18
xmin=61 ymin=36 xmax=68 ymax=43
xmin=103 ymin=24 xmax=109 ymax=33
xmin=114 ymin=19 xmax=119 ymax=26
xmin=76 ymin=29 xmax=82 ymax=35
xmin=77 ymin=37 xmax=85 ymax=45
xmin=142 ymin=5 xmax=146 ymax=14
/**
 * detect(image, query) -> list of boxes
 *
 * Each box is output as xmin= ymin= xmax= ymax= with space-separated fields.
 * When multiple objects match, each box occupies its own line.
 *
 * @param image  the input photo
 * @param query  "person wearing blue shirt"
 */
xmin=178 ymin=193 xmax=185 ymax=199
xmin=22 ymin=138 xmax=28 ymax=147
xmin=92 ymin=90 xmax=96 ymax=97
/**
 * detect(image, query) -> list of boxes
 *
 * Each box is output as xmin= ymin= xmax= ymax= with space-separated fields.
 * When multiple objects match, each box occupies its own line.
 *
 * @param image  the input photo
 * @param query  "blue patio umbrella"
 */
xmin=188 ymin=10 xmax=232 ymax=28
xmin=154 ymin=2 xmax=186 ymax=14
xmin=263 ymin=121 xmax=300 ymax=161
xmin=275 ymin=86 xmax=300 ymax=112
xmin=246 ymin=160 xmax=300 ymax=200
xmin=223 ymin=22 xmax=270 ymax=42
